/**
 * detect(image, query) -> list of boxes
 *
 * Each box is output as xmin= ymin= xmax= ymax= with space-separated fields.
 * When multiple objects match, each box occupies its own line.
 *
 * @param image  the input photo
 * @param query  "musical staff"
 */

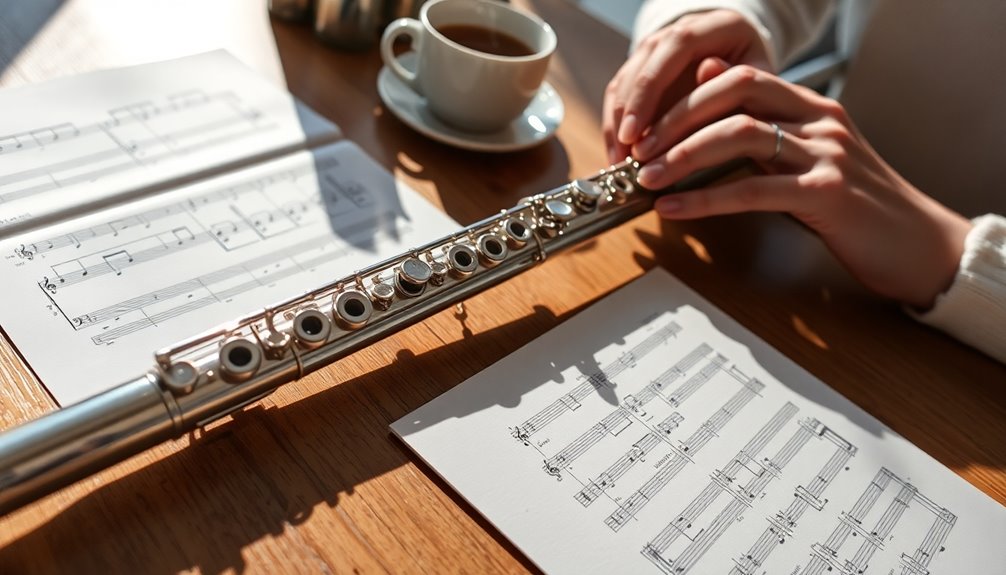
xmin=512 ymin=322 xmax=683 ymax=443
xmin=801 ymin=468 xmax=957 ymax=575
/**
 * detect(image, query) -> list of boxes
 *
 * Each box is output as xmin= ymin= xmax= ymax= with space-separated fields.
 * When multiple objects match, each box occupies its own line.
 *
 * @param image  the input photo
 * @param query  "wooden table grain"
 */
xmin=0 ymin=1 xmax=1004 ymax=573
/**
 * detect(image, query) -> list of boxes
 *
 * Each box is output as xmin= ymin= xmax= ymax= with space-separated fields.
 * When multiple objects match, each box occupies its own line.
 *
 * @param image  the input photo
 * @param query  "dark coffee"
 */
xmin=437 ymin=23 xmax=535 ymax=57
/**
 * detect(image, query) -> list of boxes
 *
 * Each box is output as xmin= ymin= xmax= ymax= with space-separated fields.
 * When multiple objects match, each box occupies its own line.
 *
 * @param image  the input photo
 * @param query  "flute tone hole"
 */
xmin=344 ymin=298 xmax=366 ymax=317
xmin=485 ymin=238 xmax=504 ymax=256
xmin=611 ymin=174 xmax=633 ymax=193
xmin=229 ymin=346 xmax=253 ymax=366
xmin=219 ymin=339 xmax=262 ymax=382
xmin=294 ymin=310 xmax=331 ymax=346
xmin=507 ymin=220 xmax=528 ymax=239
xmin=335 ymin=290 xmax=374 ymax=329
xmin=454 ymin=250 xmax=473 ymax=267
xmin=300 ymin=315 xmax=324 ymax=335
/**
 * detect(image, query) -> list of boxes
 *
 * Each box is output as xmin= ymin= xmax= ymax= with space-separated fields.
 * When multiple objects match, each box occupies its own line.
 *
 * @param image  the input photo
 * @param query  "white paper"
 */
xmin=0 ymin=141 xmax=458 ymax=405
xmin=0 ymin=50 xmax=337 ymax=236
xmin=392 ymin=268 xmax=1006 ymax=574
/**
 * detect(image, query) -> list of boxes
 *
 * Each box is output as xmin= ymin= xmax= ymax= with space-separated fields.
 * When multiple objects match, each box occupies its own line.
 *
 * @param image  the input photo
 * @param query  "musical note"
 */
xmin=172 ymin=226 xmax=195 ymax=245
xmin=0 ymin=134 xmax=24 ymax=153
xmin=103 ymin=250 xmax=134 ymax=276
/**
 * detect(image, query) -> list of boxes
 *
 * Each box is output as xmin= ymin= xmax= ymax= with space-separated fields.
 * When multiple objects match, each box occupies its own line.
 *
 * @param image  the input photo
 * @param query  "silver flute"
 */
xmin=0 ymin=158 xmax=659 ymax=515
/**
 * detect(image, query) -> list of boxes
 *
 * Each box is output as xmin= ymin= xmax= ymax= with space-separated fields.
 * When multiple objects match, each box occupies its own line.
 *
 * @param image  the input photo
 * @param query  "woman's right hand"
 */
xmin=603 ymin=9 xmax=772 ymax=164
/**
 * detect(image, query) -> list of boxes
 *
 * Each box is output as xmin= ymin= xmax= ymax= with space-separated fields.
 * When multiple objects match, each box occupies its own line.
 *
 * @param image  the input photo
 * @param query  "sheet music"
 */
xmin=392 ymin=269 xmax=1006 ymax=574
xmin=0 ymin=50 xmax=338 ymax=236
xmin=0 ymin=141 xmax=458 ymax=405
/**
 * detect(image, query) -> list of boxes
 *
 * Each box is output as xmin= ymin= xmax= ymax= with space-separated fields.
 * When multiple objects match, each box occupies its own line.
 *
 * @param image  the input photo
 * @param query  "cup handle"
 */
xmin=380 ymin=18 xmax=424 ymax=94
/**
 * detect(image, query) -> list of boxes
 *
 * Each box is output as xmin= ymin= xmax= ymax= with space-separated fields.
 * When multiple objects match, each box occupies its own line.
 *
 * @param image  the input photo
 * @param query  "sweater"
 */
xmin=632 ymin=0 xmax=1006 ymax=363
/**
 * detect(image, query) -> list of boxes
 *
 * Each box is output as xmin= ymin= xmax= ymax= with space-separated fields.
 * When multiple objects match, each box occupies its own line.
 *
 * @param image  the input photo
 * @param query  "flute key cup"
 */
xmin=380 ymin=0 xmax=557 ymax=133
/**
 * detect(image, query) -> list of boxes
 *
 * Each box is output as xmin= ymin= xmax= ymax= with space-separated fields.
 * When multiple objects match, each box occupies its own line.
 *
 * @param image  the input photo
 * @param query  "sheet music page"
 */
xmin=392 ymin=268 xmax=1006 ymax=574
xmin=0 ymin=50 xmax=338 ymax=237
xmin=0 ymin=141 xmax=458 ymax=405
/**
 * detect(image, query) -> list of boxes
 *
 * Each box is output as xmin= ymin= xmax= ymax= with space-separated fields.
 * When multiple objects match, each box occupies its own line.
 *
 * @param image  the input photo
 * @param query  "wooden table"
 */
xmin=1 ymin=1 xmax=1004 ymax=572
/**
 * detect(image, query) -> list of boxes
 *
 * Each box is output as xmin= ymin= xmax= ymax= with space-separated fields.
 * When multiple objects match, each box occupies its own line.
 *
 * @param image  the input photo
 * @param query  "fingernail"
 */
xmin=655 ymin=197 xmax=683 ymax=217
xmin=637 ymin=163 xmax=665 ymax=187
xmin=635 ymin=134 xmax=657 ymax=158
xmin=618 ymin=114 xmax=639 ymax=144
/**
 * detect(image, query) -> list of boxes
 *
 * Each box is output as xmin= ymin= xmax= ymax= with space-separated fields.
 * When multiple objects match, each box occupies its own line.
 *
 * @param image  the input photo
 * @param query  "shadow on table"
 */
xmin=0 ymin=295 xmax=620 ymax=574
xmin=3 ymin=211 xmax=1005 ymax=573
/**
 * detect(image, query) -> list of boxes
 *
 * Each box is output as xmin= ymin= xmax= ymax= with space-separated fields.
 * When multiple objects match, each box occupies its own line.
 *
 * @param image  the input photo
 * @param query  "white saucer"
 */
xmin=377 ymin=53 xmax=563 ymax=153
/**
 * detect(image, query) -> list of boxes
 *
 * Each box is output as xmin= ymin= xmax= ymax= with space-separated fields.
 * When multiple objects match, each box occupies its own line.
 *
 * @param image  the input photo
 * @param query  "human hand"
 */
xmin=636 ymin=59 xmax=972 ymax=309
xmin=603 ymin=9 xmax=771 ymax=164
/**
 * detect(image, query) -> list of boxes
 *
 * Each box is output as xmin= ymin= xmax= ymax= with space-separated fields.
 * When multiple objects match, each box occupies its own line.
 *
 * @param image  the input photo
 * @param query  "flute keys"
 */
xmin=477 ymin=234 xmax=508 ymax=267
xmin=429 ymin=261 xmax=448 ymax=286
xmin=396 ymin=257 xmax=432 ymax=297
xmin=293 ymin=309 xmax=332 ymax=349
xmin=261 ymin=330 xmax=292 ymax=359
xmin=162 ymin=361 xmax=199 ymax=395
xmin=606 ymin=172 xmax=635 ymax=204
xmin=334 ymin=289 xmax=373 ymax=329
xmin=571 ymin=179 xmax=602 ymax=211
xmin=544 ymin=199 xmax=575 ymax=222
xmin=538 ymin=199 xmax=575 ymax=237
xmin=219 ymin=339 xmax=263 ymax=383
xmin=448 ymin=244 xmax=478 ymax=277
xmin=503 ymin=218 xmax=532 ymax=247
xmin=371 ymin=282 xmax=395 ymax=310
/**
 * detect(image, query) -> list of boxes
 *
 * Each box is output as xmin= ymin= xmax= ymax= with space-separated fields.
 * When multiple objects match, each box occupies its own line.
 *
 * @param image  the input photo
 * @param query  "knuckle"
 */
xmin=671 ymin=145 xmax=695 ymax=170
xmin=727 ymin=65 xmax=760 ymax=89
xmin=729 ymin=114 xmax=760 ymax=139
xmin=817 ymin=96 xmax=850 ymax=123
xmin=633 ymin=71 xmax=658 ymax=91
xmin=665 ymin=25 xmax=695 ymax=48
xmin=803 ymin=166 xmax=844 ymax=195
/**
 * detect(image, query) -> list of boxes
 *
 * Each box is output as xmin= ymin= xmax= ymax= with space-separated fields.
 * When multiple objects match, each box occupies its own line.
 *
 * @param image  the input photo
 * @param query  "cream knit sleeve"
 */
xmin=633 ymin=0 xmax=836 ymax=70
xmin=912 ymin=215 xmax=1006 ymax=364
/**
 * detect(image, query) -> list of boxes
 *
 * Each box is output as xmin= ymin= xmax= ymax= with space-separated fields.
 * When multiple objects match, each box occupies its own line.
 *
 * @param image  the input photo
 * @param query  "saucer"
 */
xmin=377 ymin=53 xmax=563 ymax=153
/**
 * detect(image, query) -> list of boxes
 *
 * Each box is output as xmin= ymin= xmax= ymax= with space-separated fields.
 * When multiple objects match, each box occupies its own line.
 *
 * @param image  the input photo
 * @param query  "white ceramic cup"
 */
xmin=380 ymin=0 xmax=557 ymax=133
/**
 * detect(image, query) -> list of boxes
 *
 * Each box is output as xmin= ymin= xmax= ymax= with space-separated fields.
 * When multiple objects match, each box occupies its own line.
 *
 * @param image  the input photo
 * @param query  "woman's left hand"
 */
xmin=635 ymin=58 xmax=972 ymax=309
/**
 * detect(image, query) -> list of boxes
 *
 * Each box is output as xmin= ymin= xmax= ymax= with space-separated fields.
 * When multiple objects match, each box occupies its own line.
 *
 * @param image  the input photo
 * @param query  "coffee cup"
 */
xmin=380 ymin=0 xmax=557 ymax=133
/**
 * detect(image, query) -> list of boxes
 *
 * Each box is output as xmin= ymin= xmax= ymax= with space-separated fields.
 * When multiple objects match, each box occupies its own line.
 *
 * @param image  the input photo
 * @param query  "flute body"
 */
xmin=0 ymin=159 xmax=656 ymax=515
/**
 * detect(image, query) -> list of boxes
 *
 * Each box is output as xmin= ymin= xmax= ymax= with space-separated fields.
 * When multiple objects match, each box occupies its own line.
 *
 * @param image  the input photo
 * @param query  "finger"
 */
xmin=603 ymin=47 xmax=652 ymax=162
xmin=695 ymin=56 xmax=730 ymax=86
xmin=654 ymin=175 xmax=806 ymax=219
xmin=633 ymin=65 xmax=819 ymax=162
xmin=617 ymin=34 xmax=695 ymax=145
xmin=637 ymin=115 xmax=809 ymax=189
xmin=618 ymin=11 xmax=766 ymax=145
xmin=602 ymin=74 xmax=627 ymax=163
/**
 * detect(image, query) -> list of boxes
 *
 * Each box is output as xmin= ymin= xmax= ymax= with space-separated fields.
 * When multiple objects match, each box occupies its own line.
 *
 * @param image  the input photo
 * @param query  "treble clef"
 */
xmin=15 ymin=244 xmax=35 ymax=260
xmin=40 ymin=276 xmax=57 ymax=294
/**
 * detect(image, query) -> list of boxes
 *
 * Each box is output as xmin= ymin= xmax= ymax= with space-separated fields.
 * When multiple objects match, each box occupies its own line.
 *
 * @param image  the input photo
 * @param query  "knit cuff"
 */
xmin=912 ymin=214 xmax=1006 ymax=364
xmin=632 ymin=1 xmax=780 ymax=70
